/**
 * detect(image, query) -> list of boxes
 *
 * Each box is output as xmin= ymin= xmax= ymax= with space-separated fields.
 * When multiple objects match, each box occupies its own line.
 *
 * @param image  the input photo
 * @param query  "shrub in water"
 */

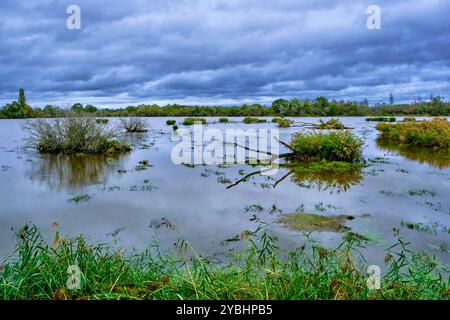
xmin=166 ymin=120 xmax=176 ymax=125
xmin=182 ymin=117 xmax=207 ymax=125
xmin=219 ymin=117 xmax=229 ymax=123
xmin=289 ymin=131 xmax=363 ymax=163
xmin=121 ymin=117 xmax=148 ymax=132
xmin=315 ymin=118 xmax=345 ymax=129
xmin=25 ymin=117 xmax=131 ymax=155
xmin=243 ymin=117 xmax=266 ymax=124
xmin=376 ymin=118 xmax=450 ymax=149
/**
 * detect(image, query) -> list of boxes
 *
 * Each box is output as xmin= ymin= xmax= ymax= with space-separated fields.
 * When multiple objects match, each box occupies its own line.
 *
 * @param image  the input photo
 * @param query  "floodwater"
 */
xmin=0 ymin=117 xmax=449 ymax=267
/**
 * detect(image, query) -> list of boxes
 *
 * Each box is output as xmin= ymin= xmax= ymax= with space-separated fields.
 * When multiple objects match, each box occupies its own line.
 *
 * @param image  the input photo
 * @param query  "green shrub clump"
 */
xmin=25 ymin=117 xmax=131 ymax=155
xmin=95 ymin=119 xmax=109 ymax=124
xmin=315 ymin=118 xmax=345 ymax=129
xmin=376 ymin=118 xmax=450 ymax=149
xmin=218 ymin=117 xmax=229 ymax=123
xmin=366 ymin=117 xmax=396 ymax=122
xmin=243 ymin=117 xmax=267 ymax=124
xmin=290 ymin=131 xmax=363 ymax=163
xmin=182 ymin=118 xmax=207 ymax=125
xmin=166 ymin=119 xmax=176 ymax=125
xmin=272 ymin=118 xmax=292 ymax=128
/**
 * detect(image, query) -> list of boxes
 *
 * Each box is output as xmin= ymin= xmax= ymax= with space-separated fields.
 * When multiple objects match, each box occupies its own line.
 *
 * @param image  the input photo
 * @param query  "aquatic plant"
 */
xmin=165 ymin=120 xmax=176 ymax=125
xmin=182 ymin=118 xmax=207 ymax=125
xmin=289 ymin=131 xmax=363 ymax=163
xmin=172 ymin=125 xmax=178 ymax=131
xmin=218 ymin=118 xmax=229 ymax=123
xmin=314 ymin=118 xmax=345 ymax=129
xmin=366 ymin=117 xmax=396 ymax=122
xmin=376 ymin=118 xmax=450 ymax=149
xmin=120 ymin=117 xmax=148 ymax=133
xmin=279 ymin=213 xmax=354 ymax=232
xmin=272 ymin=118 xmax=292 ymax=128
xmin=25 ymin=117 xmax=131 ymax=155
xmin=243 ymin=117 xmax=267 ymax=124
xmin=95 ymin=119 xmax=109 ymax=124
xmin=0 ymin=225 xmax=447 ymax=300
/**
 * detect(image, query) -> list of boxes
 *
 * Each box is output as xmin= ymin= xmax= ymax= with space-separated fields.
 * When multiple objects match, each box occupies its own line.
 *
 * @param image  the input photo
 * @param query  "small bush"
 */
xmin=290 ymin=131 xmax=363 ymax=163
xmin=172 ymin=125 xmax=178 ymax=131
xmin=403 ymin=117 xmax=416 ymax=122
xmin=166 ymin=120 xmax=176 ymax=125
xmin=121 ymin=117 xmax=148 ymax=132
xmin=376 ymin=118 xmax=450 ymax=149
xmin=315 ymin=118 xmax=345 ymax=129
xmin=243 ymin=117 xmax=266 ymax=124
xmin=182 ymin=117 xmax=207 ymax=125
xmin=25 ymin=117 xmax=131 ymax=155
xmin=219 ymin=117 xmax=229 ymax=123
xmin=95 ymin=119 xmax=109 ymax=124
xmin=366 ymin=117 xmax=396 ymax=122
xmin=272 ymin=118 xmax=292 ymax=128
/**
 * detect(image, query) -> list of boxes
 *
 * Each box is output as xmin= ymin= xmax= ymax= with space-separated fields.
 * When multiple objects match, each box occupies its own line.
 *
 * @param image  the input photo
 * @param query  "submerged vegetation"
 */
xmin=289 ymin=132 xmax=363 ymax=163
xmin=376 ymin=118 xmax=450 ymax=149
xmin=0 ymin=225 xmax=448 ymax=300
xmin=279 ymin=213 xmax=354 ymax=232
xmin=25 ymin=117 xmax=131 ymax=155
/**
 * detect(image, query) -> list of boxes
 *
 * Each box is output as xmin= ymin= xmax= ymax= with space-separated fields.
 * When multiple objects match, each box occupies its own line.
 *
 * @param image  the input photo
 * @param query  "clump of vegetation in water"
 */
xmin=403 ymin=117 xmax=416 ymax=122
xmin=376 ymin=118 xmax=450 ymax=149
xmin=366 ymin=117 xmax=396 ymax=122
xmin=1 ymin=225 xmax=448 ymax=300
xmin=218 ymin=117 xmax=229 ymax=123
xmin=172 ymin=125 xmax=178 ymax=131
xmin=314 ymin=118 xmax=345 ymax=129
xmin=272 ymin=118 xmax=292 ymax=128
xmin=25 ymin=117 xmax=131 ymax=155
xmin=279 ymin=213 xmax=354 ymax=232
xmin=182 ymin=117 xmax=207 ymax=125
xmin=95 ymin=119 xmax=109 ymax=124
xmin=165 ymin=119 xmax=176 ymax=125
xmin=68 ymin=194 xmax=91 ymax=204
xmin=243 ymin=117 xmax=267 ymax=124
xmin=289 ymin=131 xmax=363 ymax=163
xmin=121 ymin=117 xmax=148 ymax=133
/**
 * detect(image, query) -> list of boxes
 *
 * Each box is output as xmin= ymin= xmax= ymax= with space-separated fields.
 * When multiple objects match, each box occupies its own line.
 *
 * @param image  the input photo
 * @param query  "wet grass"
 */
xmin=366 ymin=117 xmax=396 ymax=122
xmin=376 ymin=118 xmax=450 ymax=149
xmin=68 ymin=194 xmax=91 ymax=204
xmin=289 ymin=132 xmax=363 ymax=163
xmin=0 ymin=225 xmax=448 ymax=300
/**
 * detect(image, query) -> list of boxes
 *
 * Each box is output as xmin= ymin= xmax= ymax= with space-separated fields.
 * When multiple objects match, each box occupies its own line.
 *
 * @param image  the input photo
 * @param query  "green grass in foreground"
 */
xmin=0 ymin=225 xmax=448 ymax=300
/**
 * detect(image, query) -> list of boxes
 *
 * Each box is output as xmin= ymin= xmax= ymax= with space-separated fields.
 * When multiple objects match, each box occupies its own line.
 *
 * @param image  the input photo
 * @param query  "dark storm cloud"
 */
xmin=0 ymin=0 xmax=449 ymax=107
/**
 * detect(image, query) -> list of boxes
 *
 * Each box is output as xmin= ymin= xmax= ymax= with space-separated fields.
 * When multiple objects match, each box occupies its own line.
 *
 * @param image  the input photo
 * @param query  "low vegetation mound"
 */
xmin=289 ymin=131 xmax=363 ymax=163
xmin=376 ymin=118 xmax=450 ymax=149
xmin=218 ymin=117 xmax=229 ymax=123
xmin=182 ymin=117 xmax=207 ymax=125
xmin=165 ymin=119 xmax=176 ymax=125
xmin=243 ymin=116 xmax=267 ymax=124
xmin=315 ymin=118 xmax=345 ymax=129
xmin=272 ymin=118 xmax=292 ymax=127
xmin=121 ymin=117 xmax=148 ymax=132
xmin=366 ymin=117 xmax=396 ymax=122
xmin=25 ymin=117 xmax=131 ymax=155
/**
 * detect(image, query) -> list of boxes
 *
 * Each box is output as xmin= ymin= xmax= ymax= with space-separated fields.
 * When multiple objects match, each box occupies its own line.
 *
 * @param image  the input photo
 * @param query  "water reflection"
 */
xmin=377 ymin=140 xmax=450 ymax=169
xmin=288 ymin=165 xmax=363 ymax=192
xmin=26 ymin=153 xmax=127 ymax=191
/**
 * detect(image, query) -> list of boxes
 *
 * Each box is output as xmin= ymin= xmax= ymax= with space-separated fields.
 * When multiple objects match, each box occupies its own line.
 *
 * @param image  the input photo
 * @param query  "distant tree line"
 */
xmin=1 ymin=89 xmax=449 ymax=119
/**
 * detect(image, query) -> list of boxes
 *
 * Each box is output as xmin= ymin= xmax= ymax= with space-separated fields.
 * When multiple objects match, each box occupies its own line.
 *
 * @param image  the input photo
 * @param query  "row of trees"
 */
xmin=1 ymin=89 xmax=449 ymax=119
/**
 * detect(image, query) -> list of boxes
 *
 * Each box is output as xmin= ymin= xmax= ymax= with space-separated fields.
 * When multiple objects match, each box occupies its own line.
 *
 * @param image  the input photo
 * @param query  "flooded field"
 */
xmin=0 ymin=117 xmax=449 ymax=266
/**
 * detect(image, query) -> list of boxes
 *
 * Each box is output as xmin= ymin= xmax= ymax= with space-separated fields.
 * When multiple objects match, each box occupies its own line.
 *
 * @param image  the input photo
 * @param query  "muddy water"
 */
xmin=0 ymin=117 xmax=449 ymax=267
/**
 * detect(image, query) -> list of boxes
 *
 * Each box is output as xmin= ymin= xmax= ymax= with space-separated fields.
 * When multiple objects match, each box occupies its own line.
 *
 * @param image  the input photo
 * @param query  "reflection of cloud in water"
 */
xmin=288 ymin=165 xmax=363 ymax=192
xmin=26 ymin=154 xmax=127 ymax=191
xmin=377 ymin=140 xmax=450 ymax=169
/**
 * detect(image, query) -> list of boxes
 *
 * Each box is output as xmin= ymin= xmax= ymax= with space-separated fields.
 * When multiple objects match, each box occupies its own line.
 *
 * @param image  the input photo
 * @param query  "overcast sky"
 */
xmin=0 ymin=0 xmax=449 ymax=108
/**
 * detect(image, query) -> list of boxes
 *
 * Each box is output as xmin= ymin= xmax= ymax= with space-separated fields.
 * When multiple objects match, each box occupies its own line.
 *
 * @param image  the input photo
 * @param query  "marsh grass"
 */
xmin=182 ymin=118 xmax=207 ymax=125
xmin=218 ymin=118 xmax=229 ymax=123
xmin=165 ymin=120 xmax=176 ymax=125
xmin=272 ymin=118 xmax=292 ymax=128
xmin=366 ymin=117 xmax=396 ymax=122
xmin=25 ymin=117 xmax=131 ymax=155
xmin=289 ymin=132 xmax=363 ymax=163
xmin=376 ymin=118 xmax=450 ymax=149
xmin=121 ymin=117 xmax=148 ymax=133
xmin=243 ymin=117 xmax=267 ymax=124
xmin=0 ymin=225 xmax=448 ymax=300
xmin=315 ymin=119 xmax=345 ymax=130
